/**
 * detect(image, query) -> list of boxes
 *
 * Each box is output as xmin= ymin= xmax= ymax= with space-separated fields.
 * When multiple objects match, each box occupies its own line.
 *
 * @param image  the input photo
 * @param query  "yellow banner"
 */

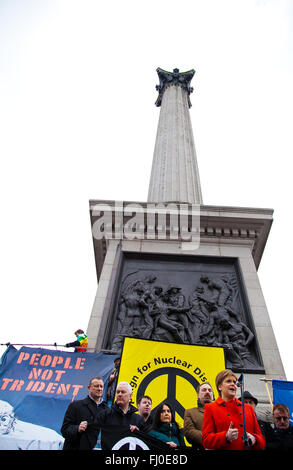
xmin=117 ymin=337 xmax=225 ymax=429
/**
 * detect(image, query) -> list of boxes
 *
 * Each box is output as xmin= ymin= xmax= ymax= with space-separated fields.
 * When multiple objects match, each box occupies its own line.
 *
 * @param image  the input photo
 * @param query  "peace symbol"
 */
xmin=112 ymin=436 xmax=150 ymax=450
xmin=136 ymin=366 xmax=199 ymax=420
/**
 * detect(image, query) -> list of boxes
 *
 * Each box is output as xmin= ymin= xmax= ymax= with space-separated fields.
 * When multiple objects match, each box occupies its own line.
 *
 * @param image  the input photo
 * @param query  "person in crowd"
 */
xmin=265 ymin=404 xmax=293 ymax=450
xmin=65 ymin=329 xmax=88 ymax=352
xmin=241 ymin=390 xmax=273 ymax=437
xmin=98 ymin=381 xmax=146 ymax=449
xmin=61 ymin=376 xmax=107 ymax=450
xmin=184 ymin=381 xmax=214 ymax=449
xmin=137 ymin=395 xmax=153 ymax=429
xmin=147 ymin=402 xmax=186 ymax=449
xmin=202 ymin=369 xmax=266 ymax=450
xmin=106 ymin=357 xmax=120 ymax=405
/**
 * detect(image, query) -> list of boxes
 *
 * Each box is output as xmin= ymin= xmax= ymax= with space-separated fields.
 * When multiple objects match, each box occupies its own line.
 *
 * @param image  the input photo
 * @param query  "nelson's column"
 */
xmin=87 ymin=67 xmax=286 ymax=408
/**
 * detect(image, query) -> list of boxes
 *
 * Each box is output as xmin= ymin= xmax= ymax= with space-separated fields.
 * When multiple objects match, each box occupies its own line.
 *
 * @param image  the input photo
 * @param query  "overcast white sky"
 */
xmin=1 ymin=1 xmax=293 ymax=384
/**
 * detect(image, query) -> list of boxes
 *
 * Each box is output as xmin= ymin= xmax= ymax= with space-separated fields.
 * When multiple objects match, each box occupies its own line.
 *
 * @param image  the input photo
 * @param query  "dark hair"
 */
xmin=88 ymin=376 xmax=104 ymax=386
xmin=137 ymin=395 xmax=152 ymax=405
xmin=75 ymin=329 xmax=84 ymax=335
xmin=149 ymin=401 xmax=181 ymax=440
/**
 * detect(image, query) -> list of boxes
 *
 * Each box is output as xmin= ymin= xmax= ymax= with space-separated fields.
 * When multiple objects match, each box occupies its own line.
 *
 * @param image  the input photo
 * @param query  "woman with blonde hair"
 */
xmin=202 ymin=369 xmax=265 ymax=450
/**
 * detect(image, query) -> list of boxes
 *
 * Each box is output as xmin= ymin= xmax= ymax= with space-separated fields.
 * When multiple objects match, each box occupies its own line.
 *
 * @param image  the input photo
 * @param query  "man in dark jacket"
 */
xmin=137 ymin=395 xmax=153 ymax=430
xmin=98 ymin=381 xmax=146 ymax=449
xmin=61 ymin=376 xmax=108 ymax=450
xmin=241 ymin=390 xmax=273 ymax=437
xmin=265 ymin=403 xmax=293 ymax=450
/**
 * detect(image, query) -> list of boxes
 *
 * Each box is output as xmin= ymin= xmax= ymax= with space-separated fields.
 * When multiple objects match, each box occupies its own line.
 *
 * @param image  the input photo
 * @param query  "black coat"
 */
xmin=144 ymin=413 xmax=153 ymax=431
xmin=265 ymin=425 xmax=293 ymax=450
xmin=98 ymin=403 xmax=146 ymax=449
xmin=61 ymin=396 xmax=108 ymax=450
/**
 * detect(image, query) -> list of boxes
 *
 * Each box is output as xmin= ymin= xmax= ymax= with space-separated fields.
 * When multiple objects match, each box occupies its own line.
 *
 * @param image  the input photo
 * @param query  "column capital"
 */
xmin=155 ymin=67 xmax=195 ymax=107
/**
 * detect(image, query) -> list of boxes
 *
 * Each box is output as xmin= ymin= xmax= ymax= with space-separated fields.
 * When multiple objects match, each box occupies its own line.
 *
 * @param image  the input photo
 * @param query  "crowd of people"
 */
xmin=60 ymin=367 xmax=293 ymax=451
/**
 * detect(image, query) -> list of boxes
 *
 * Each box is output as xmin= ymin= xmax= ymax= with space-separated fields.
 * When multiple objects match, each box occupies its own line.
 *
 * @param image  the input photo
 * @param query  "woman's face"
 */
xmin=160 ymin=405 xmax=172 ymax=423
xmin=218 ymin=374 xmax=238 ymax=401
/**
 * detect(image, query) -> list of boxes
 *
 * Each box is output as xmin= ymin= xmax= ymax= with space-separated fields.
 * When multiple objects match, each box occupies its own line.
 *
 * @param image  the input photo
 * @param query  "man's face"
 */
xmin=88 ymin=379 xmax=104 ymax=401
xmin=137 ymin=398 xmax=152 ymax=418
xmin=244 ymin=398 xmax=256 ymax=410
xmin=116 ymin=384 xmax=132 ymax=408
xmin=198 ymin=383 xmax=214 ymax=405
xmin=273 ymin=409 xmax=290 ymax=430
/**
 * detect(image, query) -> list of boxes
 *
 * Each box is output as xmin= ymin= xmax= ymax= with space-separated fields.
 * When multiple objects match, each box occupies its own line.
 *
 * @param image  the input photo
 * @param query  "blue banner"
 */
xmin=0 ymin=345 xmax=118 ymax=450
xmin=272 ymin=379 xmax=293 ymax=425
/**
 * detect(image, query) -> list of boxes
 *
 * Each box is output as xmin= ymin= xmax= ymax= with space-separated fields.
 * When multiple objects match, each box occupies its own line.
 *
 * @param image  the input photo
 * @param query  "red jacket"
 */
xmin=202 ymin=397 xmax=266 ymax=450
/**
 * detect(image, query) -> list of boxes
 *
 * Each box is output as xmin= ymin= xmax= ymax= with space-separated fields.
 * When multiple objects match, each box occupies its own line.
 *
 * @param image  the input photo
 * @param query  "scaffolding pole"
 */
xmin=260 ymin=378 xmax=274 ymax=410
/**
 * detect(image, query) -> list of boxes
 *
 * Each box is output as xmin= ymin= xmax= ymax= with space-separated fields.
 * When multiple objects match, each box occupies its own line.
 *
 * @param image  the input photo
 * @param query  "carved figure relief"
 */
xmin=109 ymin=270 xmax=260 ymax=371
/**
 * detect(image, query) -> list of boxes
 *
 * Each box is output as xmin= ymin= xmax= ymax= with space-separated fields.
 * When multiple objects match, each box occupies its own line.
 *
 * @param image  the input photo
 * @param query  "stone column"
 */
xmin=147 ymin=68 xmax=203 ymax=205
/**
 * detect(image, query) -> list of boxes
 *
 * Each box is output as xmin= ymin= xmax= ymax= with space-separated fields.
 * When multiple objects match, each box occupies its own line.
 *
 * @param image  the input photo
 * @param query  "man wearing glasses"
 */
xmin=266 ymin=404 xmax=293 ymax=450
